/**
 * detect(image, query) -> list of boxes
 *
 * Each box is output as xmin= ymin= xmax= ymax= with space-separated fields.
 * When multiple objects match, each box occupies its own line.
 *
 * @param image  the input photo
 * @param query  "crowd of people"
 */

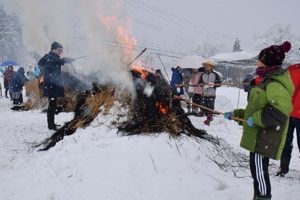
xmin=169 ymin=41 xmax=299 ymax=200
xmin=0 ymin=64 xmax=35 ymax=104
xmin=1 ymin=40 xmax=299 ymax=200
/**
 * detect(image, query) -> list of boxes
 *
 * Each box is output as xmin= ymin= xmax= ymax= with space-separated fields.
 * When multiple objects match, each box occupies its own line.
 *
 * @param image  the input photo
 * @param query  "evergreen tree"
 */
xmin=233 ymin=38 xmax=242 ymax=52
xmin=0 ymin=6 xmax=22 ymax=63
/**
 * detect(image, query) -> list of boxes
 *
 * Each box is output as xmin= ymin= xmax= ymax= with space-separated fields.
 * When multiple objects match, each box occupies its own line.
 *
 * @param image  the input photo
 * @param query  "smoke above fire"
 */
xmin=5 ymin=0 xmax=137 ymax=92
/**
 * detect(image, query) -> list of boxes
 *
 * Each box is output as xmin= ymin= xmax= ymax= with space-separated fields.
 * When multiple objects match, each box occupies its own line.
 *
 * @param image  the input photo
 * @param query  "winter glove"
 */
xmin=247 ymin=117 xmax=256 ymax=127
xmin=63 ymin=57 xmax=75 ymax=63
xmin=203 ymin=83 xmax=214 ymax=90
xmin=224 ymin=112 xmax=234 ymax=120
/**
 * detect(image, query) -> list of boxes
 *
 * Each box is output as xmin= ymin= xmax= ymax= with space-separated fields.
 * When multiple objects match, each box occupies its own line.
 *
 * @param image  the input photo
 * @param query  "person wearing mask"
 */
xmin=38 ymin=41 xmax=75 ymax=130
xmin=225 ymin=41 xmax=293 ymax=200
xmin=198 ymin=61 xmax=221 ymax=125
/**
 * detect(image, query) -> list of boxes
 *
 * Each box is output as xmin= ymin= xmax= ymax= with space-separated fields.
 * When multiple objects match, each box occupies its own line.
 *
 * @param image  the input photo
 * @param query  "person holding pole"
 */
xmin=224 ymin=41 xmax=294 ymax=200
xmin=38 ymin=42 xmax=75 ymax=130
xmin=275 ymin=63 xmax=300 ymax=177
xmin=198 ymin=61 xmax=221 ymax=125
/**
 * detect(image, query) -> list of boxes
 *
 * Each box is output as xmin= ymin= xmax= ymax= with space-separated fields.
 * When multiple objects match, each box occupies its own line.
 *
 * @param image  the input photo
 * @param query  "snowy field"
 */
xmin=0 ymin=86 xmax=299 ymax=200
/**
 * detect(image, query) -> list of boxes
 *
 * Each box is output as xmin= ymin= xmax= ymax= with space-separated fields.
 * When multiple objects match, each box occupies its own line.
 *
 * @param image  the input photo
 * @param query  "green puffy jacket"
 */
xmin=234 ymin=68 xmax=294 ymax=160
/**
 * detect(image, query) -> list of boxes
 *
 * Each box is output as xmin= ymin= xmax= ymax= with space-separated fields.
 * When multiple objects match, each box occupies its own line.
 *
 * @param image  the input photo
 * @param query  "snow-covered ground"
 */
xmin=0 ymin=86 xmax=299 ymax=200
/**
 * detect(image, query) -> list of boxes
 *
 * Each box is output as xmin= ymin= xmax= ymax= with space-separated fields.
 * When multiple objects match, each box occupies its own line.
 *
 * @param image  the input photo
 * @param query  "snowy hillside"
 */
xmin=0 ymin=87 xmax=299 ymax=200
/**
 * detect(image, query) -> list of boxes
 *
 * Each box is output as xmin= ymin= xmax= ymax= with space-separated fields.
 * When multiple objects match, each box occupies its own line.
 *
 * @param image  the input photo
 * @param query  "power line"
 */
xmin=123 ymin=0 xmax=255 ymax=48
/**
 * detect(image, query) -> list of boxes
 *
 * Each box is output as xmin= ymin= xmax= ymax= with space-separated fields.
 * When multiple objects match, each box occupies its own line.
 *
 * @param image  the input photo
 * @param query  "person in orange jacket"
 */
xmin=276 ymin=63 xmax=300 ymax=176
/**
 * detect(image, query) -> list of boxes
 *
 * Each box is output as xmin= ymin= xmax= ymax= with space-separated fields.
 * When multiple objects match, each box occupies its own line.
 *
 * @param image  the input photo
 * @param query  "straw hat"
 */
xmin=202 ymin=61 xmax=216 ymax=69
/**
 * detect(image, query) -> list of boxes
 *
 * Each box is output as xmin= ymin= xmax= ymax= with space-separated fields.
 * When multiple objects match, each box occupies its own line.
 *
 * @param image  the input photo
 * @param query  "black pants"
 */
xmin=200 ymin=96 xmax=215 ymax=114
xmin=5 ymin=87 xmax=8 ymax=97
xmin=47 ymin=97 xmax=57 ymax=128
xmin=193 ymin=94 xmax=201 ymax=105
xmin=250 ymin=152 xmax=271 ymax=198
xmin=282 ymin=116 xmax=300 ymax=157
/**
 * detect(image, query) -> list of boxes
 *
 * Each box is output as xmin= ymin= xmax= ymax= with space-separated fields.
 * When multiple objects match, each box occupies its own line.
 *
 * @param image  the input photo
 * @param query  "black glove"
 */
xmin=63 ymin=57 xmax=75 ymax=64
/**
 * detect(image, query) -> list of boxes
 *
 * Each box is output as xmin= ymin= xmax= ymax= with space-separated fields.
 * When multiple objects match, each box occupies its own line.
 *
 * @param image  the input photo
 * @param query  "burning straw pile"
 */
xmin=36 ymin=68 xmax=219 ymax=151
xmin=36 ymin=84 xmax=114 ymax=150
xmin=118 ymin=69 xmax=217 ymax=144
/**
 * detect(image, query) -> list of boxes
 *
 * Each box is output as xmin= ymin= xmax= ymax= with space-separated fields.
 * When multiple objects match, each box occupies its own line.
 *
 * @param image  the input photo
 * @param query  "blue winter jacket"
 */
xmin=10 ymin=67 xmax=28 ymax=91
xmin=171 ymin=68 xmax=188 ymax=94
xmin=38 ymin=51 xmax=65 ymax=97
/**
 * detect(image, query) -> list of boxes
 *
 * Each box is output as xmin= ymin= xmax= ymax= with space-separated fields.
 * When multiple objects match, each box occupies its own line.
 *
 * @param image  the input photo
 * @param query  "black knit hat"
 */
xmin=155 ymin=69 xmax=162 ymax=75
xmin=258 ymin=41 xmax=291 ymax=66
xmin=51 ymin=41 xmax=63 ymax=50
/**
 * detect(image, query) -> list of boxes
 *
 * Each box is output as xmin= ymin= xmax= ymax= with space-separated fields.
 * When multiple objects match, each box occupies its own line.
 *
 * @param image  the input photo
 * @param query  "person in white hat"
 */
xmin=198 ymin=60 xmax=221 ymax=125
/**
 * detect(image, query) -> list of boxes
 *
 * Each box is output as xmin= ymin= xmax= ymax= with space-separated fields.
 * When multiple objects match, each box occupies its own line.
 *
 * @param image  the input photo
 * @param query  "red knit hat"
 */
xmin=258 ymin=41 xmax=291 ymax=66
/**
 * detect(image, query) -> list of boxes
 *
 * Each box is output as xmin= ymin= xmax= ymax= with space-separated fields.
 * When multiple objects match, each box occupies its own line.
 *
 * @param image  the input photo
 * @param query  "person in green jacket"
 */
xmin=225 ymin=41 xmax=294 ymax=200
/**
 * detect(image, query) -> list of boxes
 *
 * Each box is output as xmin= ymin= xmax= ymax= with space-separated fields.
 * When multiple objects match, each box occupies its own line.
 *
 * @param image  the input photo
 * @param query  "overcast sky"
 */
xmin=120 ymin=0 xmax=300 ymax=51
xmin=2 ymin=0 xmax=299 ymax=55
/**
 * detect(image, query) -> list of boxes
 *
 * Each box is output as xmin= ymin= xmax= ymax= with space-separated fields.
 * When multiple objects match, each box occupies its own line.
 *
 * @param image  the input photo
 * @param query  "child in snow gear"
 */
xmin=225 ymin=41 xmax=294 ymax=199
xmin=198 ymin=61 xmax=221 ymax=125
xmin=38 ymin=41 xmax=75 ymax=130
xmin=276 ymin=63 xmax=300 ymax=177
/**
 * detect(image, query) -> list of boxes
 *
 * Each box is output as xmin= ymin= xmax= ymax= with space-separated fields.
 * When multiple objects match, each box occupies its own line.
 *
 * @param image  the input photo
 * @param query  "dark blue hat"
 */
xmin=51 ymin=42 xmax=63 ymax=50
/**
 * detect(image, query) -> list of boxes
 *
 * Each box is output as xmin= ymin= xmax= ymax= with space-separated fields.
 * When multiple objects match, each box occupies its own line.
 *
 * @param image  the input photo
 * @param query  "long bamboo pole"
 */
xmin=181 ymin=99 xmax=247 ymax=123
xmin=129 ymin=48 xmax=147 ymax=66
xmin=175 ymin=82 xmax=250 ymax=87
xmin=157 ymin=53 xmax=170 ymax=82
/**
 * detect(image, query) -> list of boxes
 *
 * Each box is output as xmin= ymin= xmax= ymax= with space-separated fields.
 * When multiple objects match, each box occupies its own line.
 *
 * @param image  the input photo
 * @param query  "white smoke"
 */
xmin=72 ymin=0 xmax=135 ymax=91
xmin=6 ymin=0 xmax=135 ymax=92
xmin=11 ymin=0 xmax=69 ymax=55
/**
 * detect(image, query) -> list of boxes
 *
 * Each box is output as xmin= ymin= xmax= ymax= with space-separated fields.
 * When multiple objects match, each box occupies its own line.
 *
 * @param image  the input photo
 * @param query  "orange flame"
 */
xmin=156 ymin=102 xmax=168 ymax=115
xmin=133 ymin=68 xmax=149 ymax=79
xmin=101 ymin=15 xmax=136 ymax=64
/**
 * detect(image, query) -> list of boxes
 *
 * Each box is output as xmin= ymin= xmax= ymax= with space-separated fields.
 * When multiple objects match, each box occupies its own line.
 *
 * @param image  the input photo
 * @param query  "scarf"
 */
xmin=255 ymin=65 xmax=281 ymax=78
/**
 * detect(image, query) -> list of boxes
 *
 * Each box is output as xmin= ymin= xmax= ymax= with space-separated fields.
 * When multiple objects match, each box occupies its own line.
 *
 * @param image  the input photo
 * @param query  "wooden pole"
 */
xmin=129 ymin=48 xmax=147 ymax=66
xmin=157 ymin=53 xmax=170 ymax=82
xmin=175 ymin=82 xmax=250 ymax=87
xmin=181 ymin=99 xmax=247 ymax=123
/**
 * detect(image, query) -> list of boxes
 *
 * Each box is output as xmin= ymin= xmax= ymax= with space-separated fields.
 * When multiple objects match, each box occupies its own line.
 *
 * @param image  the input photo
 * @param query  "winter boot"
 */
xmin=186 ymin=103 xmax=191 ymax=113
xmin=204 ymin=118 xmax=210 ymax=126
xmin=47 ymin=112 xmax=57 ymax=130
xmin=275 ymin=156 xmax=291 ymax=177
xmin=204 ymin=114 xmax=213 ymax=126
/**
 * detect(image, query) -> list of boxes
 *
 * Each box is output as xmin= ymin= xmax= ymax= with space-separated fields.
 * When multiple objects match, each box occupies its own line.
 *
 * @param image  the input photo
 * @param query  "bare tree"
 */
xmin=253 ymin=23 xmax=300 ymax=65
xmin=192 ymin=37 xmax=224 ymax=59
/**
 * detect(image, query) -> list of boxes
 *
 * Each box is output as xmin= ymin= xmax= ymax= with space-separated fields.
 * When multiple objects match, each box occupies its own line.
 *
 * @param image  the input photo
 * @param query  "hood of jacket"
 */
xmin=17 ymin=67 xmax=25 ymax=75
xmin=264 ymin=68 xmax=294 ymax=96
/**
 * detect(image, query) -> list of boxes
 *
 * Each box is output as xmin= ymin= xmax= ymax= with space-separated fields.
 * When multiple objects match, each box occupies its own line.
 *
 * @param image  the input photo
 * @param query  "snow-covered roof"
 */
xmin=209 ymin=51 xmax=257 ymax=62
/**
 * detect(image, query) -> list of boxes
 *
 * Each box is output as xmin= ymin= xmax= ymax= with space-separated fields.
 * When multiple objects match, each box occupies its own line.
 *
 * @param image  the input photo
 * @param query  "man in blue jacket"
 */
xmin=38 ymin=42 xmax=75 ymax=130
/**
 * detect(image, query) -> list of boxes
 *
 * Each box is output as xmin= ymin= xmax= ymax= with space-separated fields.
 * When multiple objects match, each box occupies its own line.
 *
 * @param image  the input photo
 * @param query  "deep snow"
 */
xmin=0 ymin=86 xmax=299 ymax=200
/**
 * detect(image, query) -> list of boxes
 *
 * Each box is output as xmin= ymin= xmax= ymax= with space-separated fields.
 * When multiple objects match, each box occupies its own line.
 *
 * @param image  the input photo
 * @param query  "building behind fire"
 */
xmin=209 ymin=51 xmax=257 ymax=86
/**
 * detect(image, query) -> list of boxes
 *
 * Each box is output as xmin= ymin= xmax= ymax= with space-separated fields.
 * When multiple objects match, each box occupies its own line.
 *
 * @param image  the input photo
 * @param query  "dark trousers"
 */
xmin=5 ymin=87 xmax=8 ymax=97
xmin=47 ymin=97 xmax=57 ymax=128
xmin=282 ymin=116 xmax=300 ymax=157
xmin=193 ymin=94 xmax=202 ymax=105
xmin=250 ymin=152 xmax=271 ymax=198
xmin=200 ymin=96 xmax=215 ymax=114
